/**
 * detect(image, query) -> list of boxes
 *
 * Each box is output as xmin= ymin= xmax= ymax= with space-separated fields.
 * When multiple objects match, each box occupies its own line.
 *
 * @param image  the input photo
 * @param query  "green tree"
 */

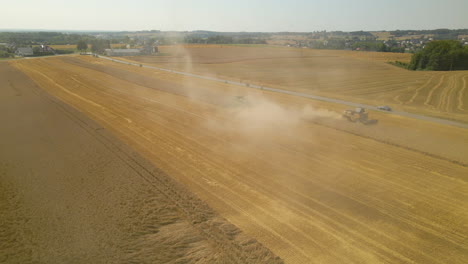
xmin=408 ymin=40 xmax=468 ymax=71
xmin=90 ymin=39 xmax=110 ymax=54
xmin=32 ymin=46 xmax=41 ymax=54
xmin=77 ymin=39 xmax=88 ymax=53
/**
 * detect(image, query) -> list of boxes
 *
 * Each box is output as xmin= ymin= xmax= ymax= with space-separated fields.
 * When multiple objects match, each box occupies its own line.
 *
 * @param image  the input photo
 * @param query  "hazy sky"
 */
xmin=2 ymin=0 xmax=467 ymax=32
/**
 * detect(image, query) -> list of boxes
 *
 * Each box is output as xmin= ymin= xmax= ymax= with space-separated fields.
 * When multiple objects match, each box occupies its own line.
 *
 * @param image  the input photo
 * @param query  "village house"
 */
xmin=15 ymin=47 xmax=34 ymax=57
xmin=38 ymin=44 xmax=55 ymax=53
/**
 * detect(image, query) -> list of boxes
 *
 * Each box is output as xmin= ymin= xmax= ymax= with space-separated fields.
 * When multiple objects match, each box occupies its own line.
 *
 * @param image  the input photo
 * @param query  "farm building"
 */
xmin=15 ymin=47 xmax=34 ymax=57
xmin=38 ymin=45 xmax=55 ymax=53
xmin=105 ymin=49 xmax=141 ymax=56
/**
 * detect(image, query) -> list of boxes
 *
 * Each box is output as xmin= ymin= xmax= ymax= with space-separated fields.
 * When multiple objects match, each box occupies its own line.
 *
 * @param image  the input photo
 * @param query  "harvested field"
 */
xmin=123 ymin=45 xmax=468 ymax=123
xmin=0 ymin=62 xmax=281 ymax=263
xmin=11 ymin=55 xmax=468 ymax=264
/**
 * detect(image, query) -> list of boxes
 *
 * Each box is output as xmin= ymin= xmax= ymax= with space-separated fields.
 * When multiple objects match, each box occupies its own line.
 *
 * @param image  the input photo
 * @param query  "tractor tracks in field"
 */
xmin=307 ymin=119 xmax=468 ymax=170
xmin=14 ymin=57 xmax=468 ymax=263
xmin=71 ymin=55 xmax=468 ymax=167
xmin=25 ymin=72 xmax=283 ymax=264
xmin=97 ymin=55 xmax=468 ymax=129
xmin=45 ymin=56 xmax=468 ymax=169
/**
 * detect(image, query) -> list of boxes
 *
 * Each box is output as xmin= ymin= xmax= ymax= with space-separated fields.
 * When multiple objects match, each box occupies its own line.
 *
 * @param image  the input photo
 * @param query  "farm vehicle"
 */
xmin=343 ymin=107 xmax=378 ymax=125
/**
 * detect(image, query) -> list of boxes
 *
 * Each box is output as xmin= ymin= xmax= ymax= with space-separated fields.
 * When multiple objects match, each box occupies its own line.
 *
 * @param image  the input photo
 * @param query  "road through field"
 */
xmin=122 ymin=45 xmax=468 ymax=124
xmin=99 ymin=55 xmax=468 ymax=129
xmin=12 ymin=56 xmax=468 ymax=264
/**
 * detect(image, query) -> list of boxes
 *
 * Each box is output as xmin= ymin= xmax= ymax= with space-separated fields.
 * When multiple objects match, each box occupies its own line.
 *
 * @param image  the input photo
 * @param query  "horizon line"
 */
xmin=1 ymin=28 xmax=468 ymax=34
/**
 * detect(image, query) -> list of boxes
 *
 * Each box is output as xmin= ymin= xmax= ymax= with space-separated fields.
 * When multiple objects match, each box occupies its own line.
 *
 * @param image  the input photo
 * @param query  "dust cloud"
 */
xmin=169 ymin=46 xmax=341 ymax=130
xmin=231 ymin=97 xmax=300 ymax=130
xmin=173 ymin=45 xmax=204 ymax=101
xmin=201 ymin=90 xmax=341 ymax=139
xmin=301 ymin=105 xmax=342 ymax=120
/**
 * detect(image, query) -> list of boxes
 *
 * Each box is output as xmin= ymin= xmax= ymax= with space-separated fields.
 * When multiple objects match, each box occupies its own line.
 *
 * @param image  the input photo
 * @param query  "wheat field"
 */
xmin=11 ymin=55 xmax=468 ymax=264
xmin=125 ymin=45 xmax=468 ymax=123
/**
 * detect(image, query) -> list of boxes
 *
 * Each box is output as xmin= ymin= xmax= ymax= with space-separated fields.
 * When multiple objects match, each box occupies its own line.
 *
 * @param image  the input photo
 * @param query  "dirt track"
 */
xmin=0 ymin=62 xmax=282 ymax=263
xmin=11 ymin=56 xmax=468 ymax=264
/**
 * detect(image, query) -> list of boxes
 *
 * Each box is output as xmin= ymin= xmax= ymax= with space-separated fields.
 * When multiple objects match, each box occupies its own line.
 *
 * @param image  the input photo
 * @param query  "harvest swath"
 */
xmin=0 ymin=61 xmax=282 ymax=264
xmin=11 ymin=54 xmax=468 ymax=264
xmin=125 ymin=45 xmax=468 ymax=123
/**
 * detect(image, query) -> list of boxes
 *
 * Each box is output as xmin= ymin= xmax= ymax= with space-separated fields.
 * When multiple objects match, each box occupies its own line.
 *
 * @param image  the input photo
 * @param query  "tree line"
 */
xmin=408 ymin=40 xmax=468 ymax=71
xmin=76 ymin=39 xmax=110 ymax=54
xmin=0 ymin=45 xmax=14 ymax=58
xmin=0 ymin=32 xmax=94 ymax=45
xmin=308 ymin=39 xmax=406 ymax=53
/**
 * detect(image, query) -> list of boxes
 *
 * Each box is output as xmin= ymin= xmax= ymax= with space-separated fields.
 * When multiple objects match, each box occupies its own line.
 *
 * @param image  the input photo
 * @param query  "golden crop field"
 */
xmin=124 ymin=45 xmax=468 ymax=123
xmin=11 ymin=55 xmax=468 ymax=264
xmin=0 ymin=60 xmax=281 ymax=263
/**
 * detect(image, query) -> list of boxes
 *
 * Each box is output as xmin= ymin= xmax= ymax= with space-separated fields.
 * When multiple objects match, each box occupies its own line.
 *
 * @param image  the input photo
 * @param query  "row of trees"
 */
xmin=77 ymin=40 xmax=88 ymax=53
xmin=408 ymin=40 xmax=468 ymax=71
xmin=32 ymin=46 xmax=55 ymax=56
xmin=0 ymin=32 xmax=94 ymax=46
xmin=0 ymin=45 xmax=14 ymax=58
xmin=308 ymin=39 xmax=406 ymax=53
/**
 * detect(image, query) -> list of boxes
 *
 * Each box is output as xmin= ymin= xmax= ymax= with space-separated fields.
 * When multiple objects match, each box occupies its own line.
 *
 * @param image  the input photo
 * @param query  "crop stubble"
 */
xmin=0 ymin=61 xmax=281 ymax=264
xmin=125 ymin=45 xmax=468 ymax=123
xmin=11 ymin=55 xmax=468 ymax=264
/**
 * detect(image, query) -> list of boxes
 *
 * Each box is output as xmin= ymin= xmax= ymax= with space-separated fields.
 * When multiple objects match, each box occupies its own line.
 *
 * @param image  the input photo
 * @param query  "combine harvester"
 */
xmin=342 ymin=107 xmax=378 ymax=125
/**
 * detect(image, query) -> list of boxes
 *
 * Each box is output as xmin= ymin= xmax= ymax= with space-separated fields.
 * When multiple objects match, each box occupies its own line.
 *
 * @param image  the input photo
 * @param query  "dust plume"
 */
xmin=172 ymin=45 xmax=203 ymax=101
xmin=230 ymin=97 xmax=300 ymax=131
xmin=301 ymin=105 xmax=342 ymax=120
xmin=204 ymin=93 xmax=341 ymax=136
